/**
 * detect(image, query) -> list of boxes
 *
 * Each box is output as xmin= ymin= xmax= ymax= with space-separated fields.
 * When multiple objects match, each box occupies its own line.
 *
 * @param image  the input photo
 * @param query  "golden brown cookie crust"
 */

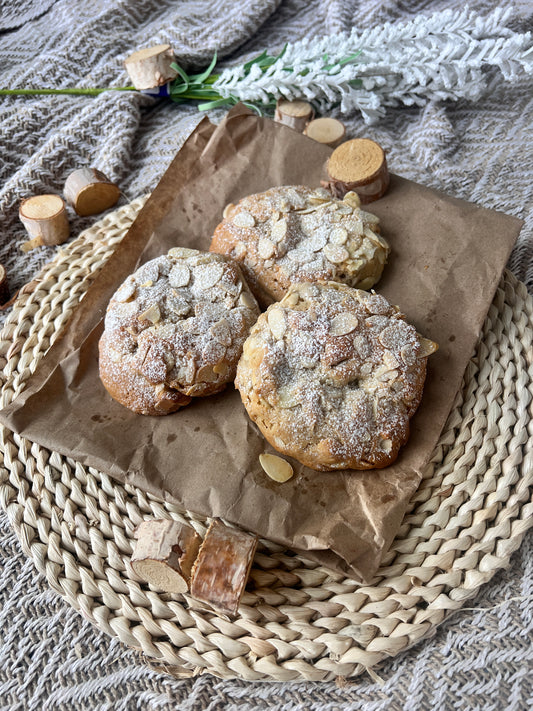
xmin=99 ymin=248 xmax=260 ymax=415
xmin=210 ymin=185 xmax=389 ymax=307
xmin=235 ymin=281 xmax=430 ymax=471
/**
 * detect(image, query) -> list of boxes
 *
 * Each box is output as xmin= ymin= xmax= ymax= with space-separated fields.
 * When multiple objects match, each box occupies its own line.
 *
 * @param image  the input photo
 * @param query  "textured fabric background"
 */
xmin=1 ymin=0 xmax=532 ymax=708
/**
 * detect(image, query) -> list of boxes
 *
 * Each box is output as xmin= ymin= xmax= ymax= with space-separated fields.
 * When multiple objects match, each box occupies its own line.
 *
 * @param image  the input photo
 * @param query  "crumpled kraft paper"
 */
xmin=0 ymin=105 xmax=522 ymax=582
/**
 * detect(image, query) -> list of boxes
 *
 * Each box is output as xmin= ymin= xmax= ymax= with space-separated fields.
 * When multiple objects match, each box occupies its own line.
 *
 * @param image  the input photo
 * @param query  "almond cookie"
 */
xmin=235 ymin=282 xmax=437 ymax=471
xmin=210 ymin=185 xmax=389 ymax=306
xmin=99 ymin=248 xmax=260 ymax=415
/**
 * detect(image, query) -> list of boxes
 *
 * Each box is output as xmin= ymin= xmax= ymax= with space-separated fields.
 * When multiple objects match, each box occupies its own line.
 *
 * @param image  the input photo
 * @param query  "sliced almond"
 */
xmin=223 ymin=203 xmax=235 ymax=219
xmin=202 ymin=340 xmax=226 ymax=364
xmin=193 ymin=263 xmax=224 ymax=290
xmin=232 ymin=210 xmax=255 ymax=228
xmin=283 ymin=291 xmax=300 ymax=308
xmin=213 ymin=361 xmax=230 ymax=376
xmin=418 ymin=335 xmax=439 ymax=357
xmin=286 ymin=189 xmax=306 ymax=209
xmin=400 ymin=344 xmax=417 ymax=366
xmin=239 ymin=291 xmax=257 ymax=310
xmin=330 ymin=312 xmax=359 ymax=336
xmin=329 ymin=227 xmax=348 ymax=245
xmin=185 ymin=357 xmax=197 ymax=382
xmin=168 ymin=247 xmax=197 ymax=259
xmin=295 ymin=205 xmax=322 ymax=215
xmin=383 ymin=350 xmax=400 ymax=369
xmin=210 ymin=318 xmax=232 ymax=346
xmin=232 ymin=241 xmax=247 ymax=260
xmin=311 ymin=187 xmax=332 ymax=200
xmin=377 ymin=368 xmax=398 ymax=382
xmin=360 ymin=210 xmax=380 ymax=226
xmin=277 ymin=385 xmax=299 ymax=409
xmin=288 ymin=249 xmax=305 ymax=263
xmin=258 ymin=237 xmax=276 ymax=259
xmin=305 ymin=233 xmax=327 ymax=251
xmin=196 ymin=364 xmax=218 ymax=382
xmin=323 ymin=243 xmax=349 ymax=264
xmin=344 ymin=216 xmax=364 ymax=235
xmin=343 ymin=191 xmax=361 ymax=208
xmin=115 ymin=279 xmax=136 ymax=303
xmin=298 ymin=283 xmax=319 ymax=299
xmin=347 ymin=234 xmax=363 ymax=252
xmin=268 ymin=307 xmax=287 ymax=340
xmin=259 ymin=453 xmax=294 ymax=483
xmin=334 ymin=204 xmax=353 ymax=215
xmin=169 ymin=291 xmax=191 ymax=316
xmin=168 ymin=263 xmax=191 ymax=288
xmin=378 ymin=323 xmax=408 ymax=349
xmin=138 ymin=303 xmax=161 ymax=324
xmin=271 ymin=218 xmax=288 ymax=243
xmin=379 ymin=438 xmax=393 ymax=453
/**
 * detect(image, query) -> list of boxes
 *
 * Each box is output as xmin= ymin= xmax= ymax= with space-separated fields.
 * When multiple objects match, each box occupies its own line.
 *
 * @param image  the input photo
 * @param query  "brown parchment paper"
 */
xmin=0 ymin=105 xmax=522 ymax=583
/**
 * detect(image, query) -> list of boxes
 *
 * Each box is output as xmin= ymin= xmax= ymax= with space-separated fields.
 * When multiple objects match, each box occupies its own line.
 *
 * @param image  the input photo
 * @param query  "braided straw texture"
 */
xmin=1 ymin=197 xmax=532 ymax=683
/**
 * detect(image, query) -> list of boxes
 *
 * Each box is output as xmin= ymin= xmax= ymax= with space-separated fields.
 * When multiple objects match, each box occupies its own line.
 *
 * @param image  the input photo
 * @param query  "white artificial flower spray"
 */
xmin=1 ymin=6 xmax=531 ymax=124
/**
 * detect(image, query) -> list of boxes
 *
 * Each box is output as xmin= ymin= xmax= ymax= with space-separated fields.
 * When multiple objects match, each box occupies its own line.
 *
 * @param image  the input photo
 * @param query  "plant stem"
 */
xmin=0 ymin=86 xmax=135 ymax=96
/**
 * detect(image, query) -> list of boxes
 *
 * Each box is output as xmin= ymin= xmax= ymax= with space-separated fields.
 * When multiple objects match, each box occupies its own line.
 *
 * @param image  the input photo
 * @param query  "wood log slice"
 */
xmin=304 ymin=117 xmax=346 ymax=147
xmin=324 ymin=138 xmax=390 ymax=204
xmin=64 ymin=168 xmax=120 ymax=216
xmin=190 ymin=520 xmax=257 ymax=616
xmin=131 ymin=519 xmax=202 ymax=593
xmin=19 ymin=194 xmax=70 ymax=251
xmin=274 ymin=99 xmax=314 ymax=132
xmin=124 ymin=44 xmax=178 ymax=90
xmin=0 ymin=264 xmax=9 ymax=305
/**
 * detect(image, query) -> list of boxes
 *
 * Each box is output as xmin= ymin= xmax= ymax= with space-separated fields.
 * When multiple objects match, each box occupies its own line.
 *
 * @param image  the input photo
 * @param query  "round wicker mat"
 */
xmin=1 ymin=198 xmax=532 ymax=682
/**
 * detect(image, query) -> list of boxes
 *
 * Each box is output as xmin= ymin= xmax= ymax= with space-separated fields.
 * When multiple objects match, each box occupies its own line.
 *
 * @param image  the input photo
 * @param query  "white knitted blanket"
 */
xmin=1 ymin=0 xmax=532 ymax=708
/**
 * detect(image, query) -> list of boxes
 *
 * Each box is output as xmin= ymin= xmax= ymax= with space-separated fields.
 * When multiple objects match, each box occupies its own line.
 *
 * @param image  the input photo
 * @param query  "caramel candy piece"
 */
xmin=190 ymin=520 xmax=257 ymax=616
xmin=131 ymin=519 xmax=201 ymax=593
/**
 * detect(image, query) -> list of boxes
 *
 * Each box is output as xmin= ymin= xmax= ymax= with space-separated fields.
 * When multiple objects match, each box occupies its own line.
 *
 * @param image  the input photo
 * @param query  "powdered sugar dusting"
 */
xmin=211 ymin=185 xmax=390 ymax=305
xmin=236 ymin=282 xmax=431 ymax=471
xmin=100 ymin=249 xmax=260 ymax=415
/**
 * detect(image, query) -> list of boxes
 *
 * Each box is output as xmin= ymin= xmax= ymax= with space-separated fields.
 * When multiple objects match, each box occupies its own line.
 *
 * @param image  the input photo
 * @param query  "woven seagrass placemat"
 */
xmin=1 ymin=197 xmax=532 ymax=682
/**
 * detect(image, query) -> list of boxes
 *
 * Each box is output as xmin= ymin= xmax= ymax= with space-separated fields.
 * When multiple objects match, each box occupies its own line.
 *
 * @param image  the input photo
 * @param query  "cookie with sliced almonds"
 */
xmin=235 ymin=281 xmax=437 ymax=471
xmin=99 ymin=248 xmax=260 ymax=415
xmin=210 ymin=185 xmax=389 ymax=307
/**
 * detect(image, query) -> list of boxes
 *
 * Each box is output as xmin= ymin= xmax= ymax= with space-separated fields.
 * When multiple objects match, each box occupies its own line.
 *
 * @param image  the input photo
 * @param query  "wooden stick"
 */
xmin=274 ymin=99 xmax=314 ymax=132
xmin=323 ymin=138 xmax=390 ymax=204
xmin=304 ymin=117 xmax=346 ymax=147
xmin=124 ymin=44 xmax=178 ymax=90
xmin=64 ymin=167 xmax=120 ymax=216
xmin=190 ymin=520 xmax=257 ymax=616
xmin=131 ymin=519 xmax=202 ymax=593
xmin=19 ymin=194 xmax=70 ymax=252
xmin=0 ymin=264 xmax=9 ymax=305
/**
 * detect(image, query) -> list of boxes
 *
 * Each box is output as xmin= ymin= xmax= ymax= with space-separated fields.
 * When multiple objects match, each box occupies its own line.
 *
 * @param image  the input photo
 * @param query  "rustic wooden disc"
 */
xmin=274 ymin=99 xmax=314 ymax=131
xmin=304 ymin=117 xmax=346 ymax=147
xmin=325 ymin=138 xmax=390 ymax=203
